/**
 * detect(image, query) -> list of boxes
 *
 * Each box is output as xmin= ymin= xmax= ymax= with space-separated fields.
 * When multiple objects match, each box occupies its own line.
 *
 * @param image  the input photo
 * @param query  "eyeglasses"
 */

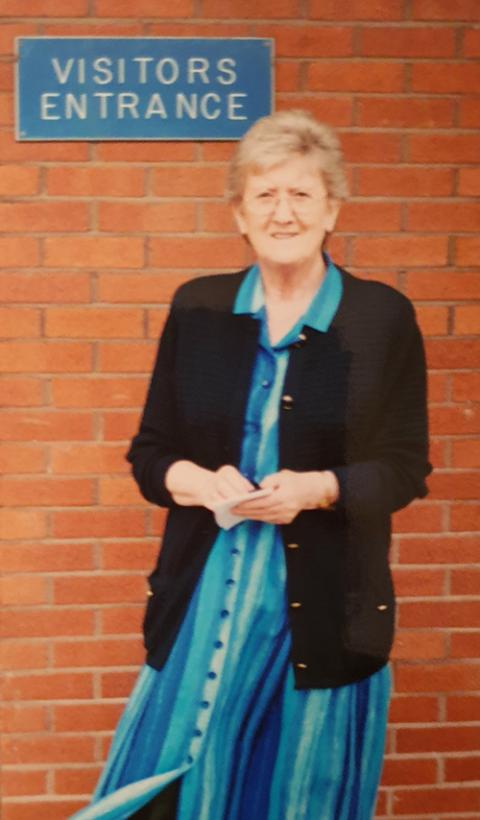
xmin=244 ymin=190 xmax=328 ymax=217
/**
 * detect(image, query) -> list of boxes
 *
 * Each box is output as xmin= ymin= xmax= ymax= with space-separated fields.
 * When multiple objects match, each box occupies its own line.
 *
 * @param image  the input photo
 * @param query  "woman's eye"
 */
xmin=257 ymin=191 xmax=273 ymax=199
xmin=293 ymin=191 xmax=309 ymax=199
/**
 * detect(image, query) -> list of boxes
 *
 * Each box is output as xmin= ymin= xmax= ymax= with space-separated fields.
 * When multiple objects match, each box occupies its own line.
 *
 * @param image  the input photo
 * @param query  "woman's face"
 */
xmin=233 ymin=154 xmax=340 ymax=272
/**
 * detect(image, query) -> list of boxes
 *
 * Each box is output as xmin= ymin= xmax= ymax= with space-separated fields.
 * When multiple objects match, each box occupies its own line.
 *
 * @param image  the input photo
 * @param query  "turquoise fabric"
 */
xmin=71 ymin=258 xmax=390 ymax=820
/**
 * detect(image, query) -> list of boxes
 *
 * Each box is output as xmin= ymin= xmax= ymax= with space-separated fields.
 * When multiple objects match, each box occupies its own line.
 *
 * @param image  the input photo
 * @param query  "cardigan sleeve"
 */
xmin=126 ymin=301 xmax=183 ymax=508
xmin=331 ymin=301 xmax=431 ymax=519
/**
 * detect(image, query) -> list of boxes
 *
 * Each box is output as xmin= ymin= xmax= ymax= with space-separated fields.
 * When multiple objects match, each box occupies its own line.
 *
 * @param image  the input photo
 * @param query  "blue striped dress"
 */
xmin=72 ymin=258 xmax=390 ymax=820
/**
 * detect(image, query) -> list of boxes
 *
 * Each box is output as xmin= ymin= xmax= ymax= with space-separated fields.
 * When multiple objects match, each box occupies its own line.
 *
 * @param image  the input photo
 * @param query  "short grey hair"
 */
xmin=227 ymin=109 xmax=349 ymax=203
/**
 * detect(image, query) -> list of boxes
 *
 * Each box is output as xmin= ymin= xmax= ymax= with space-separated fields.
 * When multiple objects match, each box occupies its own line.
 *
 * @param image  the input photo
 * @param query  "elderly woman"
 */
xmin=73 ymin=110 xmax=430 ymax=820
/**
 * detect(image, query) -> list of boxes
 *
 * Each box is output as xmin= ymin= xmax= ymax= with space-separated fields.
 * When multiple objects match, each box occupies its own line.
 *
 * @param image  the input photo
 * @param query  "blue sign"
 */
xmin=16 ymin=37 xmax=273 ymax=141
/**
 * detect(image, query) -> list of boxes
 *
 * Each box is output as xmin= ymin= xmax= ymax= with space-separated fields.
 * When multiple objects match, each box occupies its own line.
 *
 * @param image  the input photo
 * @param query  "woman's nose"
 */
xmin=271 ymin=192 xmax=295 ymax=220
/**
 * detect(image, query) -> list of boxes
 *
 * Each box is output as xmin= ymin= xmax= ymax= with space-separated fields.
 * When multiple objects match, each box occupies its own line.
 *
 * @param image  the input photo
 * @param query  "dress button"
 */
xmin=231 ymin=548 xmax=240 ymax=555
xmin=187 ymin=755 xmax=194 ymax=764
xmin=220 ymin=609 xmax=230 ymax=618
xmin=296 ymin=662 xmax=308 ymax=670
xmin=287 ymin=542 xmax=300 ymax=550
xmin=290 ymin=601 xmax=302 ymax=609
xmin=226 ymin=579 xmax=235 ymax=586
xmin=200 ymin=700 xmax=210 ymax=709
xmin=281 ymin=394 xmax=294 ymax=410
xmin=376 ymin=604 xmax=388 ymax=611
xmin=261 ymin=380 xmax=270 ymax=388
xmin=193 ymin=728 xmax=203 ymax=737
xmin=214 ymin=640 xmax=224 ymax=648
xmin=207 ymin=671 xmax=217 ymax=679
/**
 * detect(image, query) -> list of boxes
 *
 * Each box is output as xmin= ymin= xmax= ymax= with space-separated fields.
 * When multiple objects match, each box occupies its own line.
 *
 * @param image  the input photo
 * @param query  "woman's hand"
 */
xmin=232 ymin=469 xmax=339 ymax=525
xmin=165 ymin=460 xmax=254 ymax=509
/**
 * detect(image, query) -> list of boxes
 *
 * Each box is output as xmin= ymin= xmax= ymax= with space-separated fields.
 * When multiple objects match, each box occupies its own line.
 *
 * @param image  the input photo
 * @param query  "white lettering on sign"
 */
xmin=49 ymin=55 xmax=239 ymax=86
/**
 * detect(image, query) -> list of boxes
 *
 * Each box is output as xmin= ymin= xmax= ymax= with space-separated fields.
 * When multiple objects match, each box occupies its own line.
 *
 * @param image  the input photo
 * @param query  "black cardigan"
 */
xmin=127 ymin=266 xmax=431 ymax=689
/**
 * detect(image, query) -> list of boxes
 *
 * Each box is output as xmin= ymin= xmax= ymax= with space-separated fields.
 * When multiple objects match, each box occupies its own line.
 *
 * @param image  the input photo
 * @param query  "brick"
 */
xmin=152 ymin=165 xmax=226 ymax=197
xmin=425 ymin=338 xmax=480 ymax=369
xmin=450 ymin=632 xmax=480 ymax=657
xmin=97 ymin=272 xmax=189 ymax=304
xmin=412 ymin=0 xmax=480 ymax=20
xmin=392 ymin=629 xmax=446 ymax=660
xmin=1 ymin=379 xmax=43 ymax=407
xmin=1 ymin=341 xmax=92 ymax=373
xmin=451 ymin=567 xmax=480 ymax=596
xmin=456 ymin=236 xmax=480 ymax=266
xmin=428 ymin=437 xmax=447 ymax=469
xmin=452 ymin=439 xmax=480 ymax=468
xmin=102 ymin=411 xmax=140 ymax=440
xmin=54 ymin=574 xmax=145 ymax=605
xmin=255 ymin=24 xmax=353 ymax=57
xmin=0 ymin=543 xmax=94 ymax=573
xmin=358 ymin=96 xmax=453 ymax=128
xmin=1 ymin=575 xmax=48 ymax=606
xmin=52 ymin=509 xmax=146 ymax=539
xmin=405 ymin=271 xmax=480 ymax=301
xmin=459 ymin=96 xmax=480 ymax=127
xmin=399 ymin=600 xmax=480 ymax=629
xmin=96 ymin=141 xmax=195 ymax=162
xmin=393 ymin=567 xmax=445 ymax=597
xmin=101 ymin=541 xmax=157 ymax=570
xmin=100 ymin=670 xmax=138 ymax=698
xmin=276 ymin=95 xmax=353 ymax=127
xmin=202 ymin=0 xmax=297 ymax=17
xmin=394 ymin=786 xmax=480 ymax=814
xmin=1 ymin=735 xmax=95 ymax=765
xmin=0 ymin=23 xmax=37 ymax=55
xmin=0 ymin=640 xmax=48 ymax=670
xmin=0 ymin=237 xmax=39 ymax=267
xmin=407 ymin=201 xmax=480 ymax=232
xmin=52 ymin=443 xmax=127 ymax=474
xmin=43 ymin=22 xmax=143 ymax=36
xmin=454 ymin=305 xmax=480 ymax=335
xmin=427 ymin=372 xmax=448 ymax=402
xmin=397 ymin=661 xmax=480 ymax=695
xmin=0 ymin=411 xmax=92 ymax=441
xmin=98 ymin=341 xmax=156 ymax=373
xmin=148 ymin=22 xmax=252 ymax=38
xmin=353 ymin=236 xmax=448 ymax=268
xmin=201 ymin=143 xmax=236 ymax=162
xmin=0 ymin=131 xmax=89 ymax=162
xmin=458 ymin=167 xmax=480 ymax=196
xmin=447 ymin=695 xmax=480 ymax=721
xmin=0 ymin=443 xmax=45 ymax=474
xmin=398 ymin=535 xmax=480 ymax=565
xmin=0 ymin=165 xmax=39 ymax=195
xmin=53 ymin=767 xmax=101 ymax=795
xmin=0 ymin=0 xmax=88 ymax=14
xmin=1 ymin=800 xmax=86 ymax=820
xmin=451 ymin=503 xmax=480 ymax=532
xmin=307 ymin=62 xmax=403 ymax=92
xmin=44 ymin=237 xmax=144 ymax=269
xmin=357 ymin=167 xmax=453 ymax=198
xmin=1 ymin=771 xmax=48 ymax=797
xmin=393 ymin=502 xmax=444 ymax=533
xmin=276 ymin=62 xmax=300 ymax=93
xmin=94 ymin=0 xmax=193 ymax=16
xmin=51 ymin=376 xmax=147 ymax=408
xmin=337 ymin=201 xmax=401 ymax=232
xmin=463 ymin=28 xmax=480 ymax=56
xmin=445 ymin=755 xmax=480 ymax=782
xmin=1 ymin=704 xmax=48 ymax=733
xmin=53 ymin=637 xmax=143 ymax=667
xmin=309 ymin=0 xmax=403 ymax=19
xmin=45 ymin=307 xmax=144 ymax=339
xmin=388 ymin=694 xmax=439 ymax=723
xmin=0 ymin=307 xmax=40 ymax=338
xmin=409 ymin=134 xmax=480 ymax=163
xmin=381 ymin=757 xmax=437 ymax=786
xmin=429 ymin=470 xmax=480 ymax=500
xmin=99 ymin=477 xmax=144 ymax=505
xmin=452 ymin=372 xmax=480 ymax=401
xmin=149 ymin=236 xmax=253 ymax=269
xmin=1 ymin=609 xmax=94 ymax=639
xmin=201 ymin=203 xmax=238 ymax=233
xmin=415 ymin=305 xmax=448 ymax=336
xmin=0 ymin=202 xmax=88 ymax=233
xmin=99 ymin=201 xmax=197 ymax=234
xmin=0 ymin=271 xmax=91 ymax=303
xmin=46 ymin=166 xmax=145 ymax=197
xmin=147 ymin=309 xmax=168 ymax=339
xmin=0 ymin=90 xmax=12 ymax=124
xmin=412 ymin=62 xmax=480 ymax=94
xmin=0 ymin=477 xmax=94 ymax=507
xmin=100 ymin=605 xmax=143 ymax=635
xmin=3 ymin=668 xmax=93 ymax=702
xmin=360 ymin=26 xmax=455 ymax=57
xmin=0 ymin=510 xmax=47 ymax=540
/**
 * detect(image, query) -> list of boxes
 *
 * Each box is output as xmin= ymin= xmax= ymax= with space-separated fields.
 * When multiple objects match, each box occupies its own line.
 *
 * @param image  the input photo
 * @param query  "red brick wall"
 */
xmin=1 ymin=2 xmax=479 ymax=818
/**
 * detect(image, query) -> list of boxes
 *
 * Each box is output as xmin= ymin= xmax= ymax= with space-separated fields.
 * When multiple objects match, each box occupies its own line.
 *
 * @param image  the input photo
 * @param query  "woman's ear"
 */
xmin=325 ymin=198 xmax=341 ymax=233
xmin=232 ymin=202 xmax=248 ymax=236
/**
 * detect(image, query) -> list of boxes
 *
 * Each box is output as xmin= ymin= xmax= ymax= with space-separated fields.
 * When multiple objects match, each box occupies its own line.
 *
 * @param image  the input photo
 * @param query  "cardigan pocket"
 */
xmin=343 ymin=586 xmax=395 ymax=659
